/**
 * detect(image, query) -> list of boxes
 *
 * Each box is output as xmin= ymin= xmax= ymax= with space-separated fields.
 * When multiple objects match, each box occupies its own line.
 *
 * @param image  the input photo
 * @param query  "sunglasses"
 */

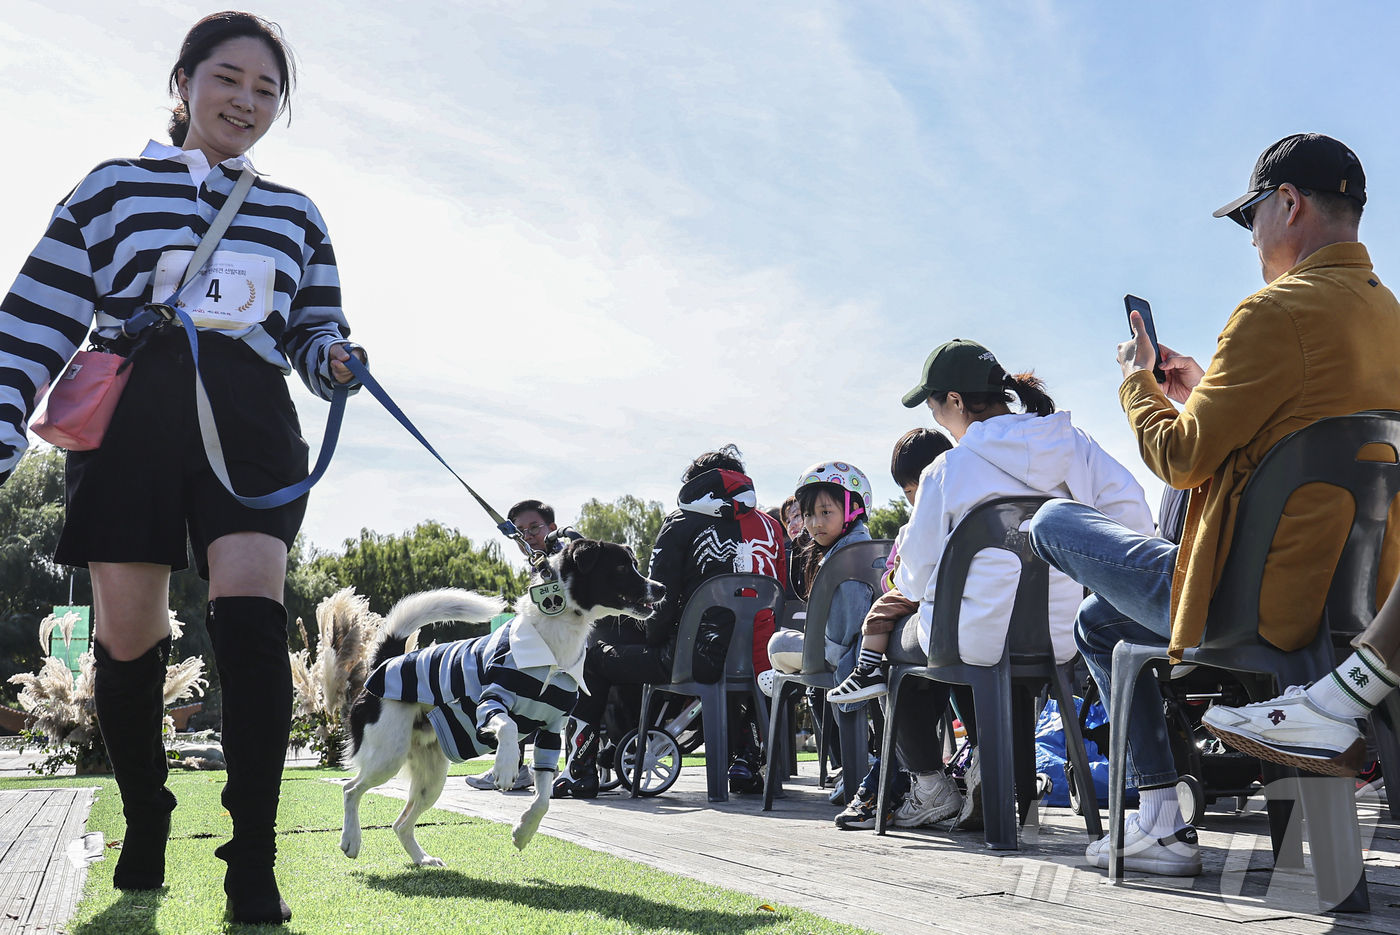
xmin=1237 ymin=185 xmax=1312 ymax=231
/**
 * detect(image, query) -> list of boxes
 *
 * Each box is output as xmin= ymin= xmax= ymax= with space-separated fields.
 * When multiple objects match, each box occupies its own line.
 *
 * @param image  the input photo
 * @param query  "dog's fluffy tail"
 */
xmin=369 ymin=589 xmax=507 ymax=668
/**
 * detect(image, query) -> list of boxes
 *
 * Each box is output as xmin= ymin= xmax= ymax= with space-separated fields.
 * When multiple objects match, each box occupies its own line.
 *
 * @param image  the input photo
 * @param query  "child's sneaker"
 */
xmin=893 ymin=774 xmax=962 ymax=827
xmin=833 ymin=789 xmax=876 ymax=830
xmin=1085 ymin=813 xmax=1202 ymax=876
xmin=827 ymin=669 xmax=887 ymax=703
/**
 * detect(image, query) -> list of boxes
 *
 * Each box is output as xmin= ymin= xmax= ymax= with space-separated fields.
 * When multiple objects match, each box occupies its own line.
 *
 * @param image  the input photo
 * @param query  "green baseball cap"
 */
xmin=901 ymin=339 xmax=1006 ymax=408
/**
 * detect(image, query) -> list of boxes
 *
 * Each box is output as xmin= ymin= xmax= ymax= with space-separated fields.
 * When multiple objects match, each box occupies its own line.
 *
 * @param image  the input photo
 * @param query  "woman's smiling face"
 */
xmin=177 ymin=36 xmax=282 ymax=165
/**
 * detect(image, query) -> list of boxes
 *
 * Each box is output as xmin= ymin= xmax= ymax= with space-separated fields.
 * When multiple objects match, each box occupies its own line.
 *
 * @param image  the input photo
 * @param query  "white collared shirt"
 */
xmin=139 ymin=139 xmax=256 ymax=188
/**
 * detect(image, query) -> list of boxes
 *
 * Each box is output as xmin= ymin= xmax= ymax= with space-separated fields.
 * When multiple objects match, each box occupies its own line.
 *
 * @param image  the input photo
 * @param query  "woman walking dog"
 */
xmin=0 ymin=12 xmax=364 ymax=924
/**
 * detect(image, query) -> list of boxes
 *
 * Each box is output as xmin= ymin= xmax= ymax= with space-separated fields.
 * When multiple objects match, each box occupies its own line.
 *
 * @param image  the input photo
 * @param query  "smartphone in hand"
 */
xmin=1124 ymin=294 xmax=1166 ymax=383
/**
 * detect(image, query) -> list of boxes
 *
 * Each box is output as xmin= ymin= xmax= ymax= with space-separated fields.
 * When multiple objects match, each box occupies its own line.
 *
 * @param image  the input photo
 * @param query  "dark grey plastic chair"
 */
xmin=874 ymin=497 xmax=1103 ymax=848
xmin=762 ymin=539 xmax=892 ymax=811
xmin=1106 ymin=410 xmax=1400 ymax=911
xmin=633 ymin=573 xmax=784 ymax=803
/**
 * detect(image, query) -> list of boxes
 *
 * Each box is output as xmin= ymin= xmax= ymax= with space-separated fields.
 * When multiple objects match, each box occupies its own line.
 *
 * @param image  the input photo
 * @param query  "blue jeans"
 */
xmin=1028 ymin=499 xmax=1179 ymax=789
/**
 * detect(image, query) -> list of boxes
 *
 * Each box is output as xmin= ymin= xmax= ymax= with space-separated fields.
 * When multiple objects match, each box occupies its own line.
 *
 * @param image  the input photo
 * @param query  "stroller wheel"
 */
xmin=616 ymin=727 xmax=682 ymax=797
xmin=1065 ymin=759 xmax=1084 ymax=816
xmin=1176 ymin=774 xmax=1205 ymax=825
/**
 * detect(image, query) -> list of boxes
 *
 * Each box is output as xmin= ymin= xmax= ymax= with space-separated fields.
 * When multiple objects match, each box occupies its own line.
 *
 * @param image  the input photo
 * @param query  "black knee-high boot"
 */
xmin=206 ymin=596 xmax=293 ymax=925
xmin=93 ymin=636 xmax=177 ymax=890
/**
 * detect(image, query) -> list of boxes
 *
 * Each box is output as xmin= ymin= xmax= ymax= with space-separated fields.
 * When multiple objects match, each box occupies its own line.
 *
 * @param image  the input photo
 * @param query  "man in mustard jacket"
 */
xmin=1029 ymin=133 xmax=1400 ymax=877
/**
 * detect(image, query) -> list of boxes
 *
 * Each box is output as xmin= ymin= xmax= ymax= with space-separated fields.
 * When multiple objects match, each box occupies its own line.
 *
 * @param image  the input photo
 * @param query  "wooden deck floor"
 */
xmin=0 ymin=787 xmax=96 ymax=935
xmin=362 ymin=761 xmax=1400 ymax=935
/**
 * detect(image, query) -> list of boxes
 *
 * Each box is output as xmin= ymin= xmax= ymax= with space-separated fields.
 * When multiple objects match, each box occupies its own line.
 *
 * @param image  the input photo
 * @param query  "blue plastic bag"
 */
xmin=1034 ymin=696 xmax=1136 ymax=808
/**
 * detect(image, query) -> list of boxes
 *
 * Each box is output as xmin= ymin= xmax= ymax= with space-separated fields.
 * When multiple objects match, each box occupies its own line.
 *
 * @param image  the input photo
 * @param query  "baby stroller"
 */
xmin=590 ymin=687 xmax=707 ymax=797
xmin=1063 ymin=665 xmax=1263 ymax=823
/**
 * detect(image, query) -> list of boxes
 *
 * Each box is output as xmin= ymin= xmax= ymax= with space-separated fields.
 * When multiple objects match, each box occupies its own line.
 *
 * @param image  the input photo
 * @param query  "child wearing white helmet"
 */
xmin=766 ymin=461 xmax=876 ymax=686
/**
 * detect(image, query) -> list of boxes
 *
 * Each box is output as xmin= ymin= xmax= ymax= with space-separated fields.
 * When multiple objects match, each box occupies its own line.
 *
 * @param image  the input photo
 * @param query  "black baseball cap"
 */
xmin=1214 ymin=133 xmax=1366 ymax=228
xmin=901 ymin=339 xmax=1006 ymax=408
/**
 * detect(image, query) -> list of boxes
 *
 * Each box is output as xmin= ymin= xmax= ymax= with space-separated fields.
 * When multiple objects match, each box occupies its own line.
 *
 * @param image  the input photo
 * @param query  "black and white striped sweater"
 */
xmin=365 ymin=617 xmax=587 ymax=770
xmin=0 ymin=141 xmax=353 ymax=481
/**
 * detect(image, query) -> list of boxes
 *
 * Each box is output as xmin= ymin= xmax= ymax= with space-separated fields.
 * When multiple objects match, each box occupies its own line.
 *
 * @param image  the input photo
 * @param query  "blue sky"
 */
xmin=4 ymin=1 xmax=1399 ymax=561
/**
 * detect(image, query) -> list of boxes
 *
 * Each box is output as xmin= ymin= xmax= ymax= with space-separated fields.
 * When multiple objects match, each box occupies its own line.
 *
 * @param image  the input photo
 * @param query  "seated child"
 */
xmin=823 ymin=430 xmax=953 ymax=829
xmin=766 ymin=463 xmax=875 ymax=685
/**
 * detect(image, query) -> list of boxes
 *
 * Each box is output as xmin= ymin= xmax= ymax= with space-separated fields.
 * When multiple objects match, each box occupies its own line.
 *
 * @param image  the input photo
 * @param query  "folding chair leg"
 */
xmin=763 ymin=679 xmax=791 ymax=811
xmin=1053 ymin=662 xmax=1102 ymax=838
xmin=834 ymin=703 xmax=866 ymax=809
xmin=1297 ymin=774 xmax=1369 ymax=912
xmin=970 ymin=669 xmax=1018 ymax=850
xmin=699 ymin=684 xmax=729 ymax=803
xmin=1012 ymin=684 xmax=1037 ymax=827
xmin=1262 ymin=762 xmax=1304 ymax=869
xmin=632 ymin=685 xmax=656 ymax=799
xmin=875 ymin=669 xmax=903 ymax=836
xmin=1108 ymin=643 xmax=1169 ymax=881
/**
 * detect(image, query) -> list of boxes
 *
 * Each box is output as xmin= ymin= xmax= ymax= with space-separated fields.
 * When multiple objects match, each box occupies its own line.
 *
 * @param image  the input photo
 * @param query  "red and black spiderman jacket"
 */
xmin=644 ymin=468 xmax=787 ymax=682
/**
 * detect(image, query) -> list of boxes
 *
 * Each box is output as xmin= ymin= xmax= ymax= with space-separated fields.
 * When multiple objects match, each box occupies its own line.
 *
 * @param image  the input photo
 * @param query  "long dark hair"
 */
xmin=931 ymin=369 xmax=1055 ymax=417
xmin=794 ymin=483 xmax=866 ymax=600
xmin=167 ymin=11 xmax=297 ymax=146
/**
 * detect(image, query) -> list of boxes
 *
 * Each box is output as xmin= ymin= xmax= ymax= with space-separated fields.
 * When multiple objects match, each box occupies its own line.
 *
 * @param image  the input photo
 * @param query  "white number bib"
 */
xmin=150 ymin=249 xmax=275 ymax=330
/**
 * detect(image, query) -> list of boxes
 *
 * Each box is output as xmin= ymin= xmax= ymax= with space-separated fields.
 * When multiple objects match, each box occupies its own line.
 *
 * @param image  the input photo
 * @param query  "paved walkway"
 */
xmin=358 ymin=760 xmax=1400 ymax=935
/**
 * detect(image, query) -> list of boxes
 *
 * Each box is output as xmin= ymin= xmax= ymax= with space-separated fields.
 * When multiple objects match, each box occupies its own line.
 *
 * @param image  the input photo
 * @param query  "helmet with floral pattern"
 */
xmin=794 ymin=461 xmax=872 ymax=525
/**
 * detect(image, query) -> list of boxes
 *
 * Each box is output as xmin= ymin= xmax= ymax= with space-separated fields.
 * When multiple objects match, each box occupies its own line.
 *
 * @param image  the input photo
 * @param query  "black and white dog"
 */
xmin=339 ymin=539 xmax=664 ymax=863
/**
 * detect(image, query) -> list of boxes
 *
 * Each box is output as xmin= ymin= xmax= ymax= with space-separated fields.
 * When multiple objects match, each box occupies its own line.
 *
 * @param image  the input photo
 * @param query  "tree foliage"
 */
xmin=309 ymin=521 xmax=528 ymax=615
xmin=0 ymin=450 xmax=89 ymax=704
xmin=868 ymin=498 xmax=910 ymax=541
xmin=574 ymin=495 xmax=667 ymax=573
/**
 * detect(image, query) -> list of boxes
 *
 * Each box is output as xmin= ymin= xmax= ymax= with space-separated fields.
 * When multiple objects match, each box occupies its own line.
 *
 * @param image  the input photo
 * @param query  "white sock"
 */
xmin=1136 ymin=785 xmax=1185 ymax=837
xmin=1306 ymin=648 xmax=1399 ymax=719
xmin=915 ymin=770 xmax=945 ymax=793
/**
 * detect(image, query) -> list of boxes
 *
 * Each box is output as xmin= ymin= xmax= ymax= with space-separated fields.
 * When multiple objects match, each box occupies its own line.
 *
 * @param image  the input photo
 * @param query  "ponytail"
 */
xmin=169 ymin=100 xmax=191 ymax=147
xmin=931 ymin=367 xmax=1055 ymax=417
xmin=1000 ymin=370 xmax=1056 ymax=417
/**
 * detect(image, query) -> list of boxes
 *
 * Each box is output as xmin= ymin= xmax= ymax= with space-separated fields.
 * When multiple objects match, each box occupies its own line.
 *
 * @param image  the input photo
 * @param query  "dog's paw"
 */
xmin=512 ymin=818 xmax=541 ymax=851
xmin=339 ymin=830 xmax=361 ymax=860
xmin=513 ymin=802 xmax=548 ymax=851
xmin=415 ymin=854 xmax=446 ymax=867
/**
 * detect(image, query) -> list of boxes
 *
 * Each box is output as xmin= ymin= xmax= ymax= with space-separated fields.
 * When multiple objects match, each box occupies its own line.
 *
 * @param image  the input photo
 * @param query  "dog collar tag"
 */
xmin=530 ymin=581 xmax=567 ymax=616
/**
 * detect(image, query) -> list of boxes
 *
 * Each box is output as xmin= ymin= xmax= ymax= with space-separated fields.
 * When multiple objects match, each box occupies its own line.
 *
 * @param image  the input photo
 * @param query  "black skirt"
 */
xmin=55 ymin=328 xmax=309 ymax=578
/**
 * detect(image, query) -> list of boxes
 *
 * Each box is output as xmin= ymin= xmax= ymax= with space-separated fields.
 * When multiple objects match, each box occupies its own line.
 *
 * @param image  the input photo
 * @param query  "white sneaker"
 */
xmin=893 ymin=774 xmax=962 ymax=827
xmin=953 ymin=748 xmax=983 ymax=831
xmin=464 ymin=764 xmax=533 ymax=790
xmin=1085 ymin=813 xmax=1202 ymax=876
xmin=1201 ymin=685 xmax=1367 ymax=777
xmin=757 ymin=669 xmax=777 ymax=698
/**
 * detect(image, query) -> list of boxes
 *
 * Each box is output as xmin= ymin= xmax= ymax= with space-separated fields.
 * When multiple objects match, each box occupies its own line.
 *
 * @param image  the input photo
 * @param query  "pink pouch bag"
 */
xmin=31 ymin=351 xmax=132 ymax=451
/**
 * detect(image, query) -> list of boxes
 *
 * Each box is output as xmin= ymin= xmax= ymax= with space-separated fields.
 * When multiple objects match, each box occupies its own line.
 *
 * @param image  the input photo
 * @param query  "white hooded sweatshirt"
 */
xmin=893 ymin=411 xmax=1154 ymax=665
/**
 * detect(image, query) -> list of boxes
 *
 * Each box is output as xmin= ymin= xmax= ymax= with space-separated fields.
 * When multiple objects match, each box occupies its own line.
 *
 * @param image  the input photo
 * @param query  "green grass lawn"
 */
xmin=0 ymin=759 xmax=858 ymax=935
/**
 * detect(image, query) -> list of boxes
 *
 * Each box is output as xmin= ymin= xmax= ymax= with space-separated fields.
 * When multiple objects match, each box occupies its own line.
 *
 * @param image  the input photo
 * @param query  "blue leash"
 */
xmin=174 ymin=306 xmax=519 ymax=540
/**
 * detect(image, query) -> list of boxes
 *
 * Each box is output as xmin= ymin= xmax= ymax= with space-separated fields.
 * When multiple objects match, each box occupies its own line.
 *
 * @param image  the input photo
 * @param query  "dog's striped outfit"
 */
xmin=0 ymin=140 xmax=352 ymax=479
xmin=365 ymin=617 xmax=587 ymax=772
